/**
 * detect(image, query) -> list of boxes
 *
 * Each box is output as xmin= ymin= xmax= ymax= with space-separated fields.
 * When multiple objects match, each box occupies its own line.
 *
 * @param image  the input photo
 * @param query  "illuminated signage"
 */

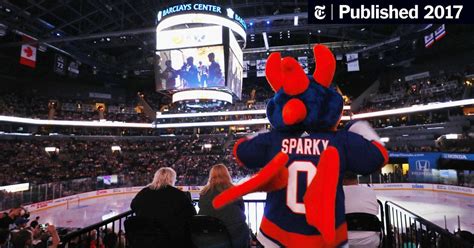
xmin=157 ymin=4 xmax=247 ymax=30
xmin=172 ymin=90 xmax=233 ymax=103
xmin=0 ymin=183 xmax=30 ymax=193
xmin=156 ymin=26 xmax=222 ymax=50
xmin=156 ymin=13 xmax=246 ymax=47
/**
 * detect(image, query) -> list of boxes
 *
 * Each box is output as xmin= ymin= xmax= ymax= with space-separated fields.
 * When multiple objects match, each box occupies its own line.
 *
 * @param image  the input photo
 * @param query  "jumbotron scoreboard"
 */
xmin=154 ymin=3 xmax=246 ymax=105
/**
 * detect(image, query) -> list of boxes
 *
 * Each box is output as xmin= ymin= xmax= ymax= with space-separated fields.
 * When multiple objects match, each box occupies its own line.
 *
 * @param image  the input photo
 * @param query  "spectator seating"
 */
xmin=124 ymin=216 xmax=172 ymax=248
xmin=189 ymin=215 xmax=233 ymax=248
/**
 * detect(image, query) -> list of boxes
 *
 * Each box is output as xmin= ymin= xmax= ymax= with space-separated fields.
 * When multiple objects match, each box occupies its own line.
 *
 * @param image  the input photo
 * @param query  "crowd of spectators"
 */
xmin=368 ymin=110 xmax=455 ymax=129
xmin=0 ymin=135 xmax=255 ymax=187
xmin=0 ymin=132 xmax=472 ymax=247
xmin=0 ymin=93 xmax=49 ymax=119
xmin=0 ymin=70 xmax=469 ymax=128
xmin=0 ymin=132 xmax=471 ymax=189
xmin=388 ymin=144 xmax=473 ymax=153
xmin=0 ymin=92 xmax=150 ymax=123
xmin=361 ymin=72 xmax=468 ymax=113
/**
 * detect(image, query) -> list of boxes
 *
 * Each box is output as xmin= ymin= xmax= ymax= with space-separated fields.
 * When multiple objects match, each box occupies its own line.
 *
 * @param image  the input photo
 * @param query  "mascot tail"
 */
xmin=304 ymin=146 xmax=340 ymax=245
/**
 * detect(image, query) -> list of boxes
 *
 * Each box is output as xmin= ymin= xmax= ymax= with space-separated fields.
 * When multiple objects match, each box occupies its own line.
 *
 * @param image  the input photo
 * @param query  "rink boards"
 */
xmin=18 ymin=183 xmax=474 ymax=234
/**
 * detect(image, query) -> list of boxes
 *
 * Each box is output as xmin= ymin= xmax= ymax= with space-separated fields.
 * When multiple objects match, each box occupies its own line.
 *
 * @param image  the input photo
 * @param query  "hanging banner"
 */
xmin=54 ymin=54 xmax=66 ymax=75
xmin=298 ymin=56 xmax=308 ymax=74
xmin=19 ymin=36 xmax=37 ymax=68
xmin=346 ymin=53 xmax=359 ymax=72
xmin=256 ymin=59 xmax=266 ymax=77
xmin=434 ymin=24 xmax=446 ymax=41
xmin=243 ymin=60 xmax=250 ymax=78
xmin=424 ymin=33 xmax=434 ymax=48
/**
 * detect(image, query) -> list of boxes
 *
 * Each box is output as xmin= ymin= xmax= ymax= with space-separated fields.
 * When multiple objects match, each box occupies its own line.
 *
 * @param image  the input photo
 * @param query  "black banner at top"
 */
xmin=308 ymin=0 xmax=474 ymax=24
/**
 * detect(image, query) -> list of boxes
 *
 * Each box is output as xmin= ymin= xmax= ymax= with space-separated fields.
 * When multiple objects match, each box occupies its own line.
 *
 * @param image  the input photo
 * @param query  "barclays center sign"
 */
xmin=157 ymin=4 xmax=247 ymax=30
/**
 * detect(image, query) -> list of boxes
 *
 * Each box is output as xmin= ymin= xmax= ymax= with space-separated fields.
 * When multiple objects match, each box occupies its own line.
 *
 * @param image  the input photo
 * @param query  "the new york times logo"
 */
xmin=314 ymin=5 xmax=326 ymax=20
xmin=308 ymin=0 xmax=471 ymax=24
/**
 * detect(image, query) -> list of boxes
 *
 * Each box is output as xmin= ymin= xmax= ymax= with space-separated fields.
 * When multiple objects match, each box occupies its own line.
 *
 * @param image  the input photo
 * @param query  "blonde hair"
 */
xmin=200 ymin=164 xmax=234 ymax=195
xmin=149 ymin=167 xmax=177 ymax=190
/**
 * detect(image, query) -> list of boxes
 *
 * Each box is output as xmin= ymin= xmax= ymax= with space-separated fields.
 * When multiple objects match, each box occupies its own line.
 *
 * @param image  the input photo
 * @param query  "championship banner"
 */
xmin=19 ymin=36 xmax=37 ymax=68
xmin=434 ymin=24 xmax=446 ymax=41
xmin=346 ymin=53 xmax=359 ymax=72
xmin=424 ymin=33 xmax=434 ymax=48
xmin=298 ymin=56 xmax=308 ymax=74
xmin=54 ymin=54 xmax=66 ymax=75
xmin=243 ymin=60 xmax=250 ymax=78
xmin=256 ymin=59 xmax=266 ymax=77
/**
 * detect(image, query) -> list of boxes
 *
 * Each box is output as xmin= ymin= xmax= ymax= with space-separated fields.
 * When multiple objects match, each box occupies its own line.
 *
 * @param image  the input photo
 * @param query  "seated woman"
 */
xmin=131 ymin=167 xmax=196 ymax=247
xmin=199 ymin=164 xmax=249 ymax=248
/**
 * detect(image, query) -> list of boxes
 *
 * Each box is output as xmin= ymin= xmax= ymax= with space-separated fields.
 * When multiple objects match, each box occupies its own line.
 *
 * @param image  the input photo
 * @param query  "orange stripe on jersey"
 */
xmin=260 ymin=216 xmax=348 ymax=248
xmin=233 ymin=137 xmax=248 ymax=167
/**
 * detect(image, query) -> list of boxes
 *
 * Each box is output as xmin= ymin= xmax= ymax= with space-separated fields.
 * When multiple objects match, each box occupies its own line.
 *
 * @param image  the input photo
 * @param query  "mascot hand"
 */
xmin=346 ymin=121 xmax=384 ymax=145
xmin=253 ymin=165 xmax=288 ymax=192
xmin=213 ymin=152 xmax=289 ymax=209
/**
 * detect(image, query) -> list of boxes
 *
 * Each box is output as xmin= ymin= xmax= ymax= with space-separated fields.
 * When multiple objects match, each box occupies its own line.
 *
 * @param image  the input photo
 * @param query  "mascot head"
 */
xmin=265 ymin=45 xmax=343 ymax=132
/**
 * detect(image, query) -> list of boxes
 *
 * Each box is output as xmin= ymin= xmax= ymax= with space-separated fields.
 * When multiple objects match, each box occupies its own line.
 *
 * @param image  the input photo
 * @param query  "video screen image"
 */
xmin=158 ymin=45 xmax=225 ymax=90
xmin=97 ymin=175 xmax=118 ymax=185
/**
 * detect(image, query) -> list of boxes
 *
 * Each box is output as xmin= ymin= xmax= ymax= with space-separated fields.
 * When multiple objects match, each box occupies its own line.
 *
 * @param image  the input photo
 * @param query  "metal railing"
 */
xmin=59 ymin=210 xmax=134 ymax=248
xmin=59 ymin=199 xmax=266 ymax=248
xmin=58 ymin=199 xmax=473 ymax=248
xmin=384 ymin=201 xmax=472 ymax=248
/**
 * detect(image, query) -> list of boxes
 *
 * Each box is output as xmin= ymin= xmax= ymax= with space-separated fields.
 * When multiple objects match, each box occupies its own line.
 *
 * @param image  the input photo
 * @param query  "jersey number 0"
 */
xmin=286 ymin=161 xmax=317 ymax=214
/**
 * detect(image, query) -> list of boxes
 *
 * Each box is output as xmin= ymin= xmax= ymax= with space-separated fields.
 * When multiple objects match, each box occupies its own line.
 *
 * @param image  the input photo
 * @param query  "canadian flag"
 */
xmin=20 ymin=36 xmax=37 ymax=68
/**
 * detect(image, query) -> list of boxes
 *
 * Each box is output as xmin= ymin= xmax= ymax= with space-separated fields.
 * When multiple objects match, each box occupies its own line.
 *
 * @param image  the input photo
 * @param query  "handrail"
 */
xmin=385 ymin=201 xmax=451 ymax=235
xmin=58 ymin=200 xmax=268 ymax=248
xmin=59 ymin=209 xmax=134 ymax=247
xmin=384 ymin=200 xmax=472 ymax=247
xmin=377 ymin=199 xmax=385 ymax=236
xmin=58 ymin=199 xmax=473 ymax=248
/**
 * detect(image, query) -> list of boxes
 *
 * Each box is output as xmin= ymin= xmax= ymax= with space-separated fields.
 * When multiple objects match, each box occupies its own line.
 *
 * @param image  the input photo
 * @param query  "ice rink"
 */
xmin=29 ymin=187 xmax=474 ymax=234
xmin=375 ymin=188 xmax=474 ymax=233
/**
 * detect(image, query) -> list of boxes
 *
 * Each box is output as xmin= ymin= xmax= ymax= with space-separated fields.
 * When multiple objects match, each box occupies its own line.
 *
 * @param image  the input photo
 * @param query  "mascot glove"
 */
xmin=347 ymin=121 xmax=384 ymax=146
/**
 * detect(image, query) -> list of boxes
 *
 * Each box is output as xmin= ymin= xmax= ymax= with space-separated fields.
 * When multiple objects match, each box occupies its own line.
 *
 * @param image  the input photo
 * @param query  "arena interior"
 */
xmin=0 ymin=1 xmax=473 ymax=248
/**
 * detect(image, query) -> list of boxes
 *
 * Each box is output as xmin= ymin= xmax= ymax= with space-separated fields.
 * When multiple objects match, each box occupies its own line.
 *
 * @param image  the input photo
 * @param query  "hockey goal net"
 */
xmin=66 ymin=197 xmax=80 ymax=209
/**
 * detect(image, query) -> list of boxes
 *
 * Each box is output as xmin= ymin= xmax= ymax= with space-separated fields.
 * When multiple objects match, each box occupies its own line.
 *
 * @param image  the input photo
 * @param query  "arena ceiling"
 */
xmin=0 ymin=0 xmax=442 ymax=74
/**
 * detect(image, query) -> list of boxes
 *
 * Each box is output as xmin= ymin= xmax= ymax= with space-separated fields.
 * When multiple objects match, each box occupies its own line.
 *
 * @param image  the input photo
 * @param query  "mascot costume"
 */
xmin=213 ymin=45 xmax=388 ymax=247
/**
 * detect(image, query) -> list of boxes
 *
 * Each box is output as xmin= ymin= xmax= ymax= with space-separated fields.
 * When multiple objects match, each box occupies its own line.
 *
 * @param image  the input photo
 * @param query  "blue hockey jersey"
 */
xmin=235 ymin=129 xmax=387 ymax=247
